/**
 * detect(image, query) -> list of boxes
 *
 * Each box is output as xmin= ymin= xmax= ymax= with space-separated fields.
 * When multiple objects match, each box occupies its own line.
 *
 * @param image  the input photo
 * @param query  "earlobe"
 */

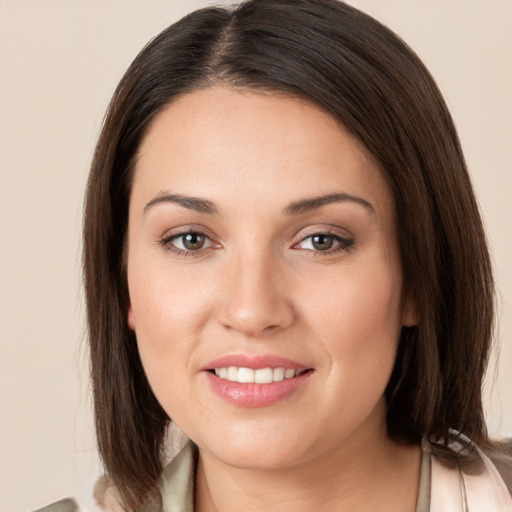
xmin=127 ymin=304 xmax=136 ymax=331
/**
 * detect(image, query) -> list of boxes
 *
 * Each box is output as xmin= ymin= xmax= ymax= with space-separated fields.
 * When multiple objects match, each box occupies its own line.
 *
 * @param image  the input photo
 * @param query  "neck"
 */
xmin=194 ymin=418 xmax=421 ymax=512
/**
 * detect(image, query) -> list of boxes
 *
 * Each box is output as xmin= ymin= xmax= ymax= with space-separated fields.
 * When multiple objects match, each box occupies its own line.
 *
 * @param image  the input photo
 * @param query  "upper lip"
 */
xmin=202 ymin=354 xmax=311 ymax=371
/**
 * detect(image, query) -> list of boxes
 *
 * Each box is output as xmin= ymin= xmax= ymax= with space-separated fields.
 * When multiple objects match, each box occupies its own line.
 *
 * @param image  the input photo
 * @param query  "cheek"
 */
xmin=129 ymin=277 xmax=205 ymax=426
xmin=303 ymin=261 xmax=403 ymax=393
xmin=129 ymin=258 xmax=210 ymax=342
xmin=127 ymin=258 xmax=213 ymax=402
xmin=305 ymin=259 xmax=403 ymax=339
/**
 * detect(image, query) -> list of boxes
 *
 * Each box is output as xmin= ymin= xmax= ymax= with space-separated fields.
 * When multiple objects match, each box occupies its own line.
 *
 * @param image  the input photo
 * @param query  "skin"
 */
xmin=127 ymin=87 xmax=419 ymax=511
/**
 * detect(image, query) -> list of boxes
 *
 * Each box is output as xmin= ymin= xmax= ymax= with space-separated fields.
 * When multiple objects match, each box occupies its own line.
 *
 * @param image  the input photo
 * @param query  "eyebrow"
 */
xmin=144 ymin=193 xmax=218 ymax=215
xmin=283 ymin=192 xmax=375 ymax=215
xmin=143 ymin=191 xmax=374 ymax=216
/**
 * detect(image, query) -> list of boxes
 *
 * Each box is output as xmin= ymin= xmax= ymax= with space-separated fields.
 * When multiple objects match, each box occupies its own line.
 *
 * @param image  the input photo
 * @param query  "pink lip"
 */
xmin=202 ymin=354 xmax=309 ymax=371
xmin=204 ymin=371 xmax=312 ymax=407
xmin=201 ymin=353 xmax=313 ymax=407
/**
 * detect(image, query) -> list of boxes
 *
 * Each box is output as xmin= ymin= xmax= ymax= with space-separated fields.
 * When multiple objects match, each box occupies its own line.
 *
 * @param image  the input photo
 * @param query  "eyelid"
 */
xmin=160 ymin=223 xmax=218 ymax=241
xmin=292 ymin=224 xmax=353 ymax=242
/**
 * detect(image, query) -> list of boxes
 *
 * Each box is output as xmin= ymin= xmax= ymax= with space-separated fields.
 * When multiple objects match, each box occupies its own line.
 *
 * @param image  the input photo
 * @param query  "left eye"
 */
xmin=297 ymin=233 xmax=350 ymax=252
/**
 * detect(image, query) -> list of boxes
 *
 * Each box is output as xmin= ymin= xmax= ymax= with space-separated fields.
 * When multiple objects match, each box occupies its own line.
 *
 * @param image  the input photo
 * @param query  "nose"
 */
xmin=217 ymin=250 xmax=295 ymax=337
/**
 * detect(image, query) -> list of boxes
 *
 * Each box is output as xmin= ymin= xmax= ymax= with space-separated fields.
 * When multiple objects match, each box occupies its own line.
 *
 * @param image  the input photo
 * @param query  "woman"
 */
xmin=39 ymin=0 xmax=512 ymax=510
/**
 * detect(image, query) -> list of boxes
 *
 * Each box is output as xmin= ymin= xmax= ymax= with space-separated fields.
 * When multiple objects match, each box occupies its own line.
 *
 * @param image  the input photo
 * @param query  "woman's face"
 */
xmin=127 ymin=87 xmax=416 ymax=469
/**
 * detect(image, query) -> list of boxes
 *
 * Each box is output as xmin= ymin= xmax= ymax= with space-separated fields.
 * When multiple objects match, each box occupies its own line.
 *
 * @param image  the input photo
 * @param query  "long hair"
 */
xmin=83 ymin=0 xmax=494 ymax=508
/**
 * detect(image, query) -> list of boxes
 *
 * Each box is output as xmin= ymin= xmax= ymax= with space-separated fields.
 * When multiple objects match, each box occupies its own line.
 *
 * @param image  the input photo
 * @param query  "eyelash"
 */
xmin=159 ymin=229 xmax=354 ymax=258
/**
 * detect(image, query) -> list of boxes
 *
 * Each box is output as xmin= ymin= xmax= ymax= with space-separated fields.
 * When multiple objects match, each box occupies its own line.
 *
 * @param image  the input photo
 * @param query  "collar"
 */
xmin=159 ymin=439 xmax=512 ymax=512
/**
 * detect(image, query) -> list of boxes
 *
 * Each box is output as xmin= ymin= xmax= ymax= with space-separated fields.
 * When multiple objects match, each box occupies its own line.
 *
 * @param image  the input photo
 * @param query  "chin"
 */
xmin=191 ymin=419 xmax=318 ymax=471
xmin=212 ymin=443 xmax=305 ymax=471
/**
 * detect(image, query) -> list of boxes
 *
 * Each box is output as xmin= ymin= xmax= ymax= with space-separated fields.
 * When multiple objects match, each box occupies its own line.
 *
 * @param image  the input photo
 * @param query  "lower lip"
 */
xmin=204 ymin=370 xmax=312 ymax=407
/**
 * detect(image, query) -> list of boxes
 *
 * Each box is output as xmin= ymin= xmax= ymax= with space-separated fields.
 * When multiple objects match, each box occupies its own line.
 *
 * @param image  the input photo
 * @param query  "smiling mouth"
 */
xmin=208 ymin=367 xmax=312 ymax=384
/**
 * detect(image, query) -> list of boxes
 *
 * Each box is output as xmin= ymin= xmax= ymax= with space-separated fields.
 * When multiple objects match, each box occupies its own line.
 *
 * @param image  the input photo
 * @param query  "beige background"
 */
xmin=0 ymin=1 xmax=510 ymax=510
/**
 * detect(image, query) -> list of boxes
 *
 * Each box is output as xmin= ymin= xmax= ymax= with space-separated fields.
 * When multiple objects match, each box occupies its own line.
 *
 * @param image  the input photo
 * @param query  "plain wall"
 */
xmin=1 ymin=1 xmax=510 ymax=510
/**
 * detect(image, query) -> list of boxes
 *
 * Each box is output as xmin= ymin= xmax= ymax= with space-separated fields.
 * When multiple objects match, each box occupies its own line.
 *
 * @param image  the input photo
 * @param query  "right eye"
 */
xmin=161 ymin=230 xmax=217 ymax=255
xmin=172 ymin=232 xmax=208 ymax=251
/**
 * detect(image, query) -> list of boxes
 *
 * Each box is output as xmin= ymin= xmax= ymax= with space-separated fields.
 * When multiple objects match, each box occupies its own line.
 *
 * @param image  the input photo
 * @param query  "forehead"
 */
xmin=132 ymin=87 xmax=394 ymax=219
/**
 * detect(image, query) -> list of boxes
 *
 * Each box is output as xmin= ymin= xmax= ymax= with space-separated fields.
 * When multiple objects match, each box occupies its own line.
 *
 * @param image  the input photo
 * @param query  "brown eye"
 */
xmin=311 ymin=234 xmax=334 ymax=251
xmin=182 ymin=233 xmax=205 ymax=250
xmin=295 ymin=232 xmax=354 ymax=253
xmin=163 ymin=231 xmax=214 ymax=253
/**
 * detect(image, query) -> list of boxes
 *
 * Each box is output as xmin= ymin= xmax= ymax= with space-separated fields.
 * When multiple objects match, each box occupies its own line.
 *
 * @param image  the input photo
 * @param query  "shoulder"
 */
xmin=158 ymin=441 xmax=196 ymax=511
xmin=32 ymin=499 xmax=80 ymax=512
xmin=430 ymin=434 xmax=512 ymax=511
xmin=30 ymin=442 xmax=194 ymax=512
xmin=482 ymin=438 xmax=512 ymax=495
xmin=31 ymin=475 xmax=126 ymax=512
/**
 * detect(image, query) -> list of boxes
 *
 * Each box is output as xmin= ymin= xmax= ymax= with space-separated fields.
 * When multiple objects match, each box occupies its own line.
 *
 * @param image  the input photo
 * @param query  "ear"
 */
xmin=127 ymin=302 xmax=136 ymax=331
xmin=401 ymin=290 xmax=419 ymax=327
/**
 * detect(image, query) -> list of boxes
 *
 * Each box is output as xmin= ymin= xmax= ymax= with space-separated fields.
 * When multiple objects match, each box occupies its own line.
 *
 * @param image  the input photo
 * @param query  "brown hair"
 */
xmin=83 ymin=0 xmax=495 ymax=508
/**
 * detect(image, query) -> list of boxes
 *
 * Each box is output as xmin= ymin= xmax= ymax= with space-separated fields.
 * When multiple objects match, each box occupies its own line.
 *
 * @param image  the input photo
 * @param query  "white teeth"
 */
xmin=273 ymin=367 xmax=285 ymax=381
xmin=284 ymin=368 xmax=296 ymax=379
xmin=227 ymin=366 xmax=238 ymax=381
xmin=238 ymin=367 xmax=255 ymax=383
xmin=254 ymin=368 xmax=273 ymax=384
xmin=212 ymin=366 xmax=306 ymax=383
